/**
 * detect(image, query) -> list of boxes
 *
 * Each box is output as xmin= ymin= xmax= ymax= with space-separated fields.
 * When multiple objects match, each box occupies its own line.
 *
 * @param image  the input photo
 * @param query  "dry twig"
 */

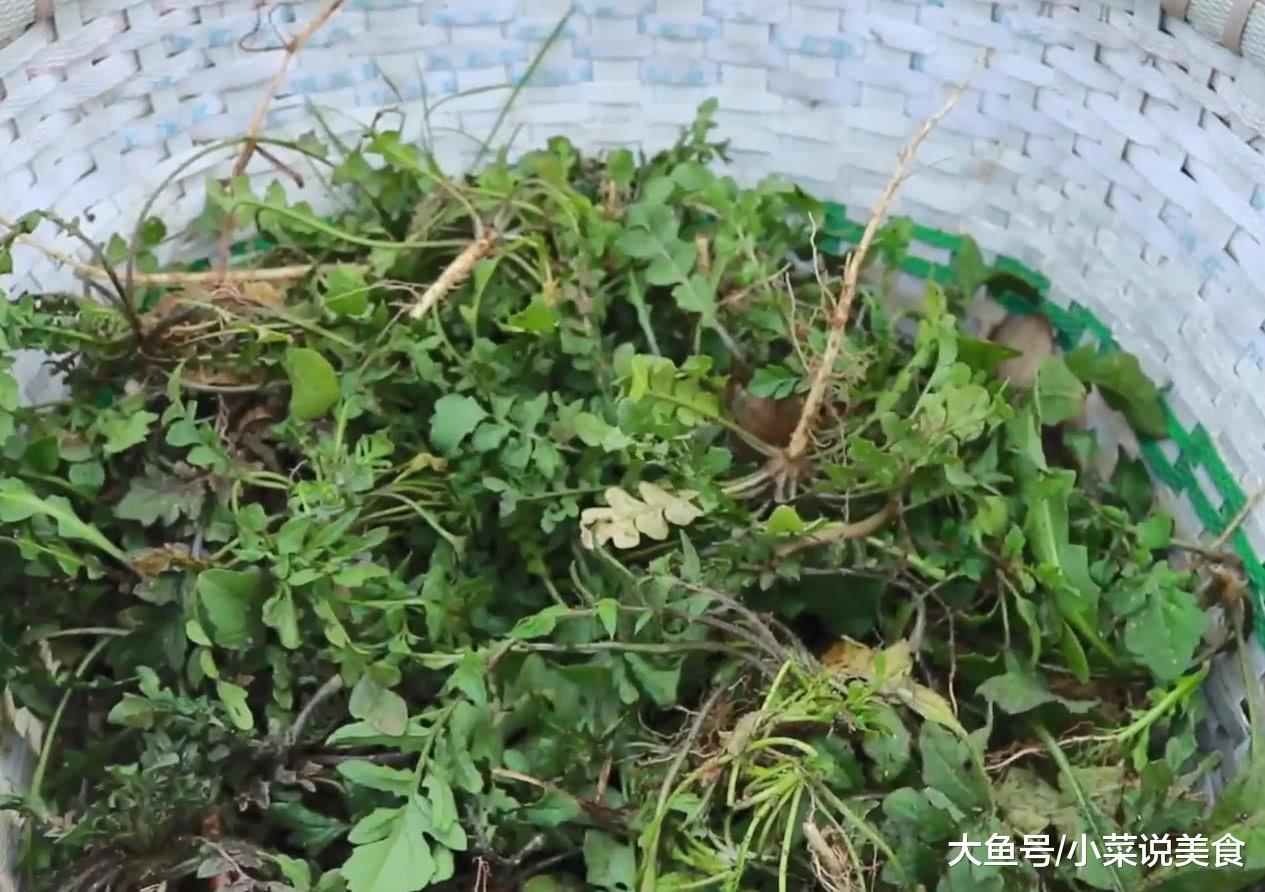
xmin=407 ymin=226 xmax=499 ymax=320
xmin=784 ymin=76 xmax=976 ymax=460
xmin=774 ymin=503 xmax=898 ymax=559
xmin=214 ymin=0 xmax=347 ymax=275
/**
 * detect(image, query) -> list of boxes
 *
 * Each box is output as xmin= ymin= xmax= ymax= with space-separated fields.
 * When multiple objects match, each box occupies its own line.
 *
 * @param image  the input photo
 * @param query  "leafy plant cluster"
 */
xmin=0 ymin=100 xmax=1260 ymax=892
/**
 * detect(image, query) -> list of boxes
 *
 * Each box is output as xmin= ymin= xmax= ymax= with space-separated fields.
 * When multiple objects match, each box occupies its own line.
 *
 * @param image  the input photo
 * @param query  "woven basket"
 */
xmin=4 ymin=0 xmax=1265 ymax=885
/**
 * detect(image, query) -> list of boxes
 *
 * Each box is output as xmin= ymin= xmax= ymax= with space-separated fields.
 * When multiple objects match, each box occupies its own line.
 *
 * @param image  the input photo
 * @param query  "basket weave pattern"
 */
xmin=2 ymin=0 xmax=1265 ymax=811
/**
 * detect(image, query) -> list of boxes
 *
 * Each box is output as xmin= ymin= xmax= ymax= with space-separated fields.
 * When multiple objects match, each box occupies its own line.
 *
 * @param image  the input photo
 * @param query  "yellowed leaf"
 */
xmin=895 ymin=682 xmax=965 ymax=736
xmin=822 ymin=638 xmax=912 ymax=686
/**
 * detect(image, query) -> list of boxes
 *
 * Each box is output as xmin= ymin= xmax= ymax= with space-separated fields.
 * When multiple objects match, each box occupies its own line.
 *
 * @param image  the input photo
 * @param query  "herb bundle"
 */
xmin=0 ymin=99 xmax=1261 ymax=892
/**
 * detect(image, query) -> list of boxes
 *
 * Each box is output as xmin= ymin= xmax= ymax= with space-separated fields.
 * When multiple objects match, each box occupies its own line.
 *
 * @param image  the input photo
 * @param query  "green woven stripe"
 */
xmin=825 ymin=201 xmax=1265 ymax=646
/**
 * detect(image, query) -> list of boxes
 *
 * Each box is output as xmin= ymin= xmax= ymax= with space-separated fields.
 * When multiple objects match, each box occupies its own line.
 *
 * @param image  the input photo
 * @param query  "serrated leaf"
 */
xmin=579 ymin=483 xmax=701 ymax=550
xmin=919 ymin=723 xmax=987 ymax=813
xmin=582 ymin=830 xmax=636 ymax=892
xmin=1124 ymin=584 xmax=1205 ymax=682
xmin=429 ymin=394 xmax=486 ymax=456
xmin=671 ymin=275 xmax=715 ymax=320
xmin=504 ymin=295 xmax=559 ymax=332
xmin=100 ymin=410 xmax=158 ymax=455
xmin=197 ymin=568 xmax=267 ymax=649
xmin=349 ymin=674 xmax=409 ymax=737
xmin=614 ymin=229 xmax=658 ymax=260
xmin=115 ymin=475 xmax=206 ymax=527
xmin=323 ymin=265 xmax=369 ymax=316
xmin=341 ymin=798 xmax=434 ymax=892
xmin=995 ymin=767 xmax=1067 ymax=835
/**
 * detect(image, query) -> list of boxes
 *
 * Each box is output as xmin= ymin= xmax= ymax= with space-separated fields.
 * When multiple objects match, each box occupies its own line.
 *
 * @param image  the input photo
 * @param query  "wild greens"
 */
xmin=0 ymin=101 xmax=1258 ymax=892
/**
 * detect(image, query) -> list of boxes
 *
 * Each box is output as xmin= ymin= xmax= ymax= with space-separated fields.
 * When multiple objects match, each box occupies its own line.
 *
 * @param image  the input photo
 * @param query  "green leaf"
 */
xmin=100 ymin=410 xmax=158 ymax=455
xmin=271 ymin=853 xmax=314 ymax=891
xmin=323 ymin=265 xmax=369 ymax=316
xmin=994 ymin=767 xmax=1066 ymax=835
xmin=596 ymin=599 xmax=619 ymax=639
xmin=958 ymin=337 xmax=1020 ymax=375
xmin=1065 ymin=345 xmax=1167 ymax=439
xmin=747 ymin=363 xmax=800 ymax=399
xmin=342 ymin=798 xmax=435 ymax=892
xmin=0 ymin=477 xmax=125 ymax=561
xmin=1136 ymin=513 xmax=1174 ymax=551
xmin=509 ymin=604 xmax=572 ymax=640
xmin=765 ymin=504 xmax=807 ymax=535
xmin=284 ymin=347 xmax=341 ymax=421
xmin=919 ymin=723 xmax=987 ymax=813
xmin=977 ymin=656 xmax=1096 ymax=715
xmin=271 ymin=800 xmax=348 ymax=855
xmin=349 ymin=674 xmax=409 ymax=737
xmin=429 ymin=394 xmax=487 ymax=456
xmin=217 ymin=679 xmax=254 ymax=730
xmin=881 ymin=787 xmax=955 ymax=841
xmin=336 ymin=761 xmax=417 ymax=796
xmin=523 ymin=878 xmax=573 ymax=892
xmin=624 ymin=653 xmax=680 ymax=706
xmin=614 ymin=229 xmax=658 ymax=260
xmin=504 ymin=295 xmax=559 ymax=333
xmin=196 ymin=568 xmax=267 ymax=649
xmin=951 ymin=235 xmax=988 ymax=299
xmin=1124 ymin=585 xmax=1205 ymax=682
xmin=140 ymin=216 xmax=167 ymax=247
xmin=185 ymin=619 xmax=213 ymax=647
xmin=1034 ymin=356 xmax=1086 ymax=426
xmin=1059 ymin=618 xmax=1091 ymax=684
xmin=107 ymin=695 xmax=157 ymax=730
xmin=582 ymin=830 xmax=636 ymax=891
xmin=115 ymin=475 xmax=206 ymax=527
xmin=605 ymin=149 xmax=635 ymax=187
xmin=263 ymin=588 xmax=302 ymax=650
xmin=572 ymin=412 xmax=632 ymax=451
xmin=0 ymin=371 xmax=17 ymax=412
xmin=671 ymin=275 xmax=716 ymax=320
xmin=862 ymin=704 xmax=911 ymax=783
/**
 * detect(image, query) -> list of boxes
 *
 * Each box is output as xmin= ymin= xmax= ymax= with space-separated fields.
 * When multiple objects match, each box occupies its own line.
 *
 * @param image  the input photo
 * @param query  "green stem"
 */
xmin=1033 ymin=723 xmax=1127 ymax=892
xmin=27 ymin=636 xmax=114 ymax=812
xmin=1114 ymin=663 xmax=1208 ymax=747
xmin=232 ymin=199 xmax=469 ymax=251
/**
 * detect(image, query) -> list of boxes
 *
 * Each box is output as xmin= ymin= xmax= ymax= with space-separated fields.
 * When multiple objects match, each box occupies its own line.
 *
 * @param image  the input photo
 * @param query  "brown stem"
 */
xmin=214 ymin=0 xmax=347 ymax=275
xmin=784 ymin=74 xmax=976 ymax=459
xmin=774 ymin=502 xmax=898 ymax=559
xmin=407 ymin=228 xmax=499 ymax=320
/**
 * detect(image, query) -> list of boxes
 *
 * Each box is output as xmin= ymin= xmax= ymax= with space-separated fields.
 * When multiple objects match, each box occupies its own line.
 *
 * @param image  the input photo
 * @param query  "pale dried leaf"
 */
xmin=638 ymin=482 xmax=702 ymax=526
xmin=579 ymin=484 xmax=702 ymax=551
